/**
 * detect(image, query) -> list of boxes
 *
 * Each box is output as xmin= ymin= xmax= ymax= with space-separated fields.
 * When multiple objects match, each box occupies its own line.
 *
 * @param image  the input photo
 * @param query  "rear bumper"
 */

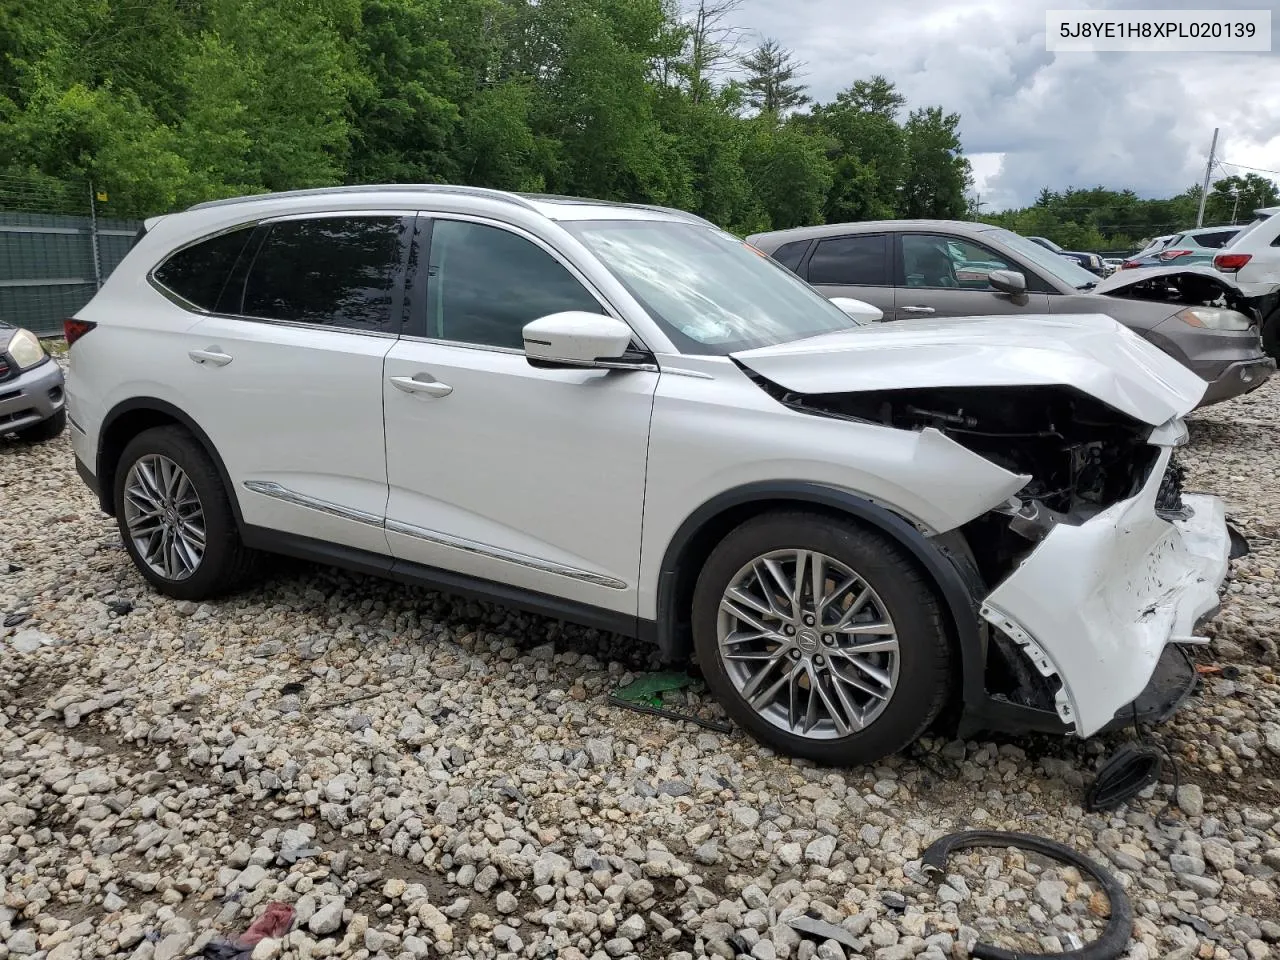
xmin=0 ymin=358 xmax=65 ymax=433
xmin=979 ymin=448 xmax=1229 ymax=738
xmin=1198 ymin=355 xmax=1275 ymax=405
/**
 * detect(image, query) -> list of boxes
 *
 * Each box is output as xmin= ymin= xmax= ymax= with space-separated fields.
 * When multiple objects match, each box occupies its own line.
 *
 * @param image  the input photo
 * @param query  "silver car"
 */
xmin=0 ymin=322 xmax=66 ymax=441
xmin=748 ymin=219 xmax=1275 ymax=406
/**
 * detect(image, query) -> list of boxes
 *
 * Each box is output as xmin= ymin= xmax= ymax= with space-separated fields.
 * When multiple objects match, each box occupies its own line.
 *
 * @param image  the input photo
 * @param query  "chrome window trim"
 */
xmin=244 ymin=480 xmax=628 ymax=590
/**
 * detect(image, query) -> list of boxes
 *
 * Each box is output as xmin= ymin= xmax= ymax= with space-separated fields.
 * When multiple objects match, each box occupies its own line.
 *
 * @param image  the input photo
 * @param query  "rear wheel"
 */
xmin=113 ymin=426 xmax=256 ymax=600
xmin=1262 ymin=307 xmax=1279 ymax=361
xmin=692 ymin=511 xmax=953 ymax=765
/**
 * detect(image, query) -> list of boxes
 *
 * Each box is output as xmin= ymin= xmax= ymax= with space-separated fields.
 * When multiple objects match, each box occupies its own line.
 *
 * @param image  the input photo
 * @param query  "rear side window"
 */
xmin=807 ymin=235 xmax=889 ymax=286
xmin=1196 ymin=231 xmax=1237 ymax=249
xmin=153 ymin=227 xmax=255 ymax=311
xmin=241 ymin=216 xmax=410 ymax=332
xmin=770 ymin=239 xmax=811 ymax=274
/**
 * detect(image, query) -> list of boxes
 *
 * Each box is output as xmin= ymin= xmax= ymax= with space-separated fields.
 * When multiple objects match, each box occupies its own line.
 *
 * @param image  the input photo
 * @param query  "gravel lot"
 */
xmin=2 ymin=374 xmax=1279 ymax=960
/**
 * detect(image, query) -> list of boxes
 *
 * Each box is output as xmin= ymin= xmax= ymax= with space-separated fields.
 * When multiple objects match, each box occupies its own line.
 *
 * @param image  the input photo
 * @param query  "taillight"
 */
xmin=1158 ymin=249 xmax=1192 ymax=261
xmin=1120 ymin=261 xmax=1140 ymax=269
xmin=64 ymin=319 xmax=97 ymax=347
xmin=1214 ymin=253 xmax=1252 ymax=271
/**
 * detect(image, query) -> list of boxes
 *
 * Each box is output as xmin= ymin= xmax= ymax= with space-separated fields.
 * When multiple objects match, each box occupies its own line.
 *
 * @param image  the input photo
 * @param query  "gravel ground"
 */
xmin=2 ymin=373 xmax=1279 ymax=960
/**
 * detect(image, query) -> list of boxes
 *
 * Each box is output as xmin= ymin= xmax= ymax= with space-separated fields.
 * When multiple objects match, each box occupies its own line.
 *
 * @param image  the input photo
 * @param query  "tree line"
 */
xmin=982 ymin=173 xmax=1280 ymax=253
xmin=0 ymin=0 xmax=973 ymax=230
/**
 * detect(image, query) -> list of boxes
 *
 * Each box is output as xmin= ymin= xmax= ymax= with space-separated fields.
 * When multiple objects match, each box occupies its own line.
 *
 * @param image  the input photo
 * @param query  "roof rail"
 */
xmin=186 ymin=183 xmax=541 ymax=213
xmin=619 ymin=202 xmax=716 ymax=228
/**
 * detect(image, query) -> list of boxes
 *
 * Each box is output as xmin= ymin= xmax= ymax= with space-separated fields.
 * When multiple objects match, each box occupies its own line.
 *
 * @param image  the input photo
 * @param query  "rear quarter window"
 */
xmin=769 ymin=239 xmax=812 ymax=274
xmin=153 ymin=227 xmax=256 ymax=311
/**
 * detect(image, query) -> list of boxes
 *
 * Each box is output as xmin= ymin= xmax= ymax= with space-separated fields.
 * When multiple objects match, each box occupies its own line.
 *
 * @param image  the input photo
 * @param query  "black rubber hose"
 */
xmin=921 ymin=830 xmax=1133 ymax=960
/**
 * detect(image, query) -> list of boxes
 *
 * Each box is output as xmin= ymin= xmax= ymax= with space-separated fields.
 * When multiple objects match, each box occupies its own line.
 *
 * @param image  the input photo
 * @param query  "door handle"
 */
xmin=189 ymin=348 xmax=233 ymax=366
xmin=899 ymin=305 xmax=936 ymax=315
xmin=390 ymin=374 xmax=453 ymax=398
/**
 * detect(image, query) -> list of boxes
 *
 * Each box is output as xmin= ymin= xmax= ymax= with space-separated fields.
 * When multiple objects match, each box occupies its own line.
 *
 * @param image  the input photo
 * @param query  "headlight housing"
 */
xmin=4 ymin=327 xmax=47 ymax=370
xmin=1176 ymin=307 xmax=1254 ymax=331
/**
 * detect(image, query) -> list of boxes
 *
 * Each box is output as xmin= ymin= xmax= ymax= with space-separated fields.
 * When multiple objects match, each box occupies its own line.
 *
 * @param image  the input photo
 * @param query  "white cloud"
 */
xmin=731 ymin=0 xmax=1280 ymax=208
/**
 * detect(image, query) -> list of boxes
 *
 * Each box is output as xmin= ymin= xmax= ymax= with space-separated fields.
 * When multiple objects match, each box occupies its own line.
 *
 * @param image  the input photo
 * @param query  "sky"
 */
xmin=732 ymin=0 xmax=1280 ymax=210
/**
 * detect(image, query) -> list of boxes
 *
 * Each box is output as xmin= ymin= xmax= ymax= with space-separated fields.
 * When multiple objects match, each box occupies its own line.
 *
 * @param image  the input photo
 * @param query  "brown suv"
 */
xmin=748 ymin=219 xmax=1274 ymax=406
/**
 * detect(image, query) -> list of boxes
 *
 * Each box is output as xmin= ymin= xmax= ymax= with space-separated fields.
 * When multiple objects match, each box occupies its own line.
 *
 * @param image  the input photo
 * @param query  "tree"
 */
xmin=742 ymin=118 xmax=830 ymax=228
xmin=739 ymin=39 xmax=809 ymax=116
xmin=899 ymin=106 xmax=971 ymax=218
xmin=682 ymin=0 xmax=744 ymax=105
xmin=1204 ymin=173 xmax=1280 ymax=225
xmin=809 ymin=77 xmax=906 ymax=222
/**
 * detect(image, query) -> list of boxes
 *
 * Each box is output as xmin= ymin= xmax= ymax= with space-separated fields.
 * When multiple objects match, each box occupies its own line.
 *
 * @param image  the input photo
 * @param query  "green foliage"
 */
xmin=0 ymin=0 xmax=982 ymax=232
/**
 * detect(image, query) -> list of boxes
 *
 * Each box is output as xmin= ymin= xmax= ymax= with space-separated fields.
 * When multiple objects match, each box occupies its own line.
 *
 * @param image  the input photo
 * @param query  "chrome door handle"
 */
xmin=390 ymin=374 xmax=453 ymax=398
xmin=189 ymin=348 xmax=233 ymax=366
xmin=899 ymin=305 xmax=936 ymax=315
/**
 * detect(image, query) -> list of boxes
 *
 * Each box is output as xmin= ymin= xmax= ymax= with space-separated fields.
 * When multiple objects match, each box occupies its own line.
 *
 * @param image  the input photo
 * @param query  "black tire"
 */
xmin=1262 ymin=308 xmax=1280 ymax=362
xmin=14 ymin=408 xmax=66 ymax=442
xmin=113 ymin=425 xmax=257 ymax=600
xmin=692 ymin=511 xmax=953 ymax=766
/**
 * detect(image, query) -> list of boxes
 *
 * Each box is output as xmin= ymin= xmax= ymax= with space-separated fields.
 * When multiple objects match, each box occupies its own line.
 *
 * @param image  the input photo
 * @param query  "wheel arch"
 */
xmin=650 ymin=481 xmax=988 ymax=711
xmin=96 ymin=398 xmax=243 ymax=530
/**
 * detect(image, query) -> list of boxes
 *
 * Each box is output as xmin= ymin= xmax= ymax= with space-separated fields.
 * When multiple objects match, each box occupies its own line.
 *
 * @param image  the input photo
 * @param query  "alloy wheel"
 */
xmin=122 ymin=454 xmax=206 ymax=581
xmin=716 ymin=549 xmax=900 ymax=739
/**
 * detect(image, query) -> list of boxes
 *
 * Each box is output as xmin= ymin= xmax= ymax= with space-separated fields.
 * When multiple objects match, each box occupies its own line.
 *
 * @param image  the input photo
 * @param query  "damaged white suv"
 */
xmin=66 ymin=186 xmax=1235 ymax=765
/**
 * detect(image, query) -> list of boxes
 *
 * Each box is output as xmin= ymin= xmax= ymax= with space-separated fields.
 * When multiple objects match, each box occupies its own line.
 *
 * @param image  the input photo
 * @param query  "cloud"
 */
xmin=731 ymin=0 xmax=1280 ymax=208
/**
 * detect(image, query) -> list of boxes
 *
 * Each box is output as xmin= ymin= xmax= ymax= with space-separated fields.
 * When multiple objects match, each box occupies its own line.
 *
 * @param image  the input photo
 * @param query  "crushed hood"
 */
xmin=1092 ymin=263 xmax=1242 ymax=298
xmin=732 ymin=313 xmax=1207 ymax=426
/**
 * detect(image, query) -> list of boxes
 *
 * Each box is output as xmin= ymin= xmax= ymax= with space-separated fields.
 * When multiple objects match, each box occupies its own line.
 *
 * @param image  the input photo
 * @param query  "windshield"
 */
xmin=565 ymin=219 xmax=856 ymax=354
xmin=986 ymin=228 xmax=1101 ymax=289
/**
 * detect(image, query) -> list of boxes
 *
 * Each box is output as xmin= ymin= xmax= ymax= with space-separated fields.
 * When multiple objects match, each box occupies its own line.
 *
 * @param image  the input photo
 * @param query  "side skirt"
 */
xmin=240 ymin=525 xmax=643 ymax=639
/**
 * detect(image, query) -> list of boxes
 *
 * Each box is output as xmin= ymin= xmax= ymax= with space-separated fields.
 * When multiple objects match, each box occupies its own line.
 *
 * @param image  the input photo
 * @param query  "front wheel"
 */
xmin=113 ymin=425 xmax=257 ymax=600
xmin=1262 ymin=307 xmax=1279 ymax=362
xmin=691 ymin=511 xmax=954 ymax=765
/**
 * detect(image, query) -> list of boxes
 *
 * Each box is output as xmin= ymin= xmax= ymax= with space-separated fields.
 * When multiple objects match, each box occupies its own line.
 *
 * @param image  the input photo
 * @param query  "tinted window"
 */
xmin=770 ymin=239 xmax=811 ymax=273
xmin=241 ymin=217 xmax=408 ymax=332
xmin=1196 ymin=231 xmax=1237 ymax=248
xmin=154 ymin=227 xmax=254 ymax=310
xmin=425 ymin=220 xmax=603 ymax=349
xmin=807 ymin=235 xmax=889 ymax=286
xmin=902 ymin=234 xmax=1016 ymax=289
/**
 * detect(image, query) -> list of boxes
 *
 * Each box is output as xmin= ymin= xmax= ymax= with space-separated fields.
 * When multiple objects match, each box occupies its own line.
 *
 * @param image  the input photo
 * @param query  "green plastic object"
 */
xmin=612 ymin=670 xmax=698 ymax=707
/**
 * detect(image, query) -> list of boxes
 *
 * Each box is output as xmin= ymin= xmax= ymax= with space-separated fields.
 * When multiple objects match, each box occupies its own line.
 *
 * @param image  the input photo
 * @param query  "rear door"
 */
xmin=799 ymin=233 xmax=896 ymax=319
xmin=176 ymin=212 xmax=412 ymax=553
xmin=894 ymin=232 xmax=1051 ymax=320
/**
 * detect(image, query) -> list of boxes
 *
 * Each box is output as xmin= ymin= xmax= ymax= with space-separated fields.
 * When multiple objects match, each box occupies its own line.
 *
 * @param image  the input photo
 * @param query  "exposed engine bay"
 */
xmin=1098 ymin=266 xmax=1260 ymax=320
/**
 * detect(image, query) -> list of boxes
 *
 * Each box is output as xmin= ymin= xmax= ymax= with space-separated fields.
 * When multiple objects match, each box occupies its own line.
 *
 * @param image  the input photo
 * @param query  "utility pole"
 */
xmin=1195 ymin=127 xmax=1218 ymax=228
xmin=1230 ymin=188 xmax=1241 ymax=225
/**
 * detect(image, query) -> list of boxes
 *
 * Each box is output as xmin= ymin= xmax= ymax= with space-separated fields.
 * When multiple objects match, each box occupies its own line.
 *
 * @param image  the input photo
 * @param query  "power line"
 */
xmin=1217 ymin=158 xmax=1280 ymax=178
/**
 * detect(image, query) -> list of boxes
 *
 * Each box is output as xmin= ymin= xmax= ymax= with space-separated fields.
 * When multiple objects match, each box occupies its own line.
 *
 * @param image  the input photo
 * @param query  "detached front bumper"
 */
xmin=979 ymin=447 xmax=1230 ymax=738
xmin=0 ymin=357 xmax=65 ymax=434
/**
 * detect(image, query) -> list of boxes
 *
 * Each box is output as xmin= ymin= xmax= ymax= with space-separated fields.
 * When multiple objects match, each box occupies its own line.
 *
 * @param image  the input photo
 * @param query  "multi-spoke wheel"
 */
xmin=123 ymin=454 xmax=206 ymax=581
xmin=693 ymin=511 xmax=953 ymax=765
xmin=113 ymin=426 xmax=257 ymax=600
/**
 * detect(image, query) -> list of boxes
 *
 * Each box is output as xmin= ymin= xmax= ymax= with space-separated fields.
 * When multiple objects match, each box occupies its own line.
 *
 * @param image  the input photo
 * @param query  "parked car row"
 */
xmin=1026 ymin=235 xmax=1111 ymax=276
xmin=46 ymin=184 xmax=1250 ymax=768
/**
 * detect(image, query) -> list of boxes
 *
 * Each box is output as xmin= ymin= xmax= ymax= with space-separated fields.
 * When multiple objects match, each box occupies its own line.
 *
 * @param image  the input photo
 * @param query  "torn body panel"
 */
xmin=981 ymin=446 xmax=1229 ymax=737
xmin=1094 ymin=264 xmax=1258 ymax=315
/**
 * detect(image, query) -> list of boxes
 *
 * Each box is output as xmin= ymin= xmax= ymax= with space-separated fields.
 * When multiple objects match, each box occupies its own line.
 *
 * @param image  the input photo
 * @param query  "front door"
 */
xmin=894 ymin=233 xmax=1051 ymax=320
xmin=381 ymin=215 xmax=658 ymax=617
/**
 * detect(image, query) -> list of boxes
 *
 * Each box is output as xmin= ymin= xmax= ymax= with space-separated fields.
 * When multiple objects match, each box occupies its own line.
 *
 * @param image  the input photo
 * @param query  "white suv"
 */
xmin=67 ymin=185 xmax=1233 ymax=765
xmin=1215 ymin=207 xmax=1280 ymax=357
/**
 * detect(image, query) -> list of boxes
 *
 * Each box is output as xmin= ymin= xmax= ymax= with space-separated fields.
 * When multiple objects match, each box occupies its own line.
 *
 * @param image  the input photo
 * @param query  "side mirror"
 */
xmin=988 ymin=269 xmax=1027 ymax=296
xmin=829 ymin=297 xmax=884 ymax=324
xmin=523 ymin=312 xmax=634 ymax=367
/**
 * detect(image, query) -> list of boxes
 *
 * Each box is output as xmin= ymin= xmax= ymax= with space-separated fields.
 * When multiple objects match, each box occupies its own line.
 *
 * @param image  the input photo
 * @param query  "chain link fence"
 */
xmin=0 ymin=173 xmax=142 ymax=337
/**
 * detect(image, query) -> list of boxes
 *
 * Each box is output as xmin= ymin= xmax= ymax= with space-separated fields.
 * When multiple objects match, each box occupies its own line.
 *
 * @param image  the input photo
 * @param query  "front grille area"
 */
xmin=0 ymin=357 xmax=11 ymax=382
xmin=1155 ymin=458 xmax=1189 ymax=520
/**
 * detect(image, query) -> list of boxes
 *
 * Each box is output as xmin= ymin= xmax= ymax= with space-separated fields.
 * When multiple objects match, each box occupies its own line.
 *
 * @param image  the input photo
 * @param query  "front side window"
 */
xmin=424 ymin=220 xmax=604 ymax=350
xmin=807 ymin=235 xmax=889 ymax=286
xmin=901 ymin=234 xmax=1018 ymax=290
xmin=240 ymin=216 xmax=410 ymax=332
xmin=565 ymin=219 xmax=856 ymax=355
xmin=153 ymin=226 xmax=255 ymax=311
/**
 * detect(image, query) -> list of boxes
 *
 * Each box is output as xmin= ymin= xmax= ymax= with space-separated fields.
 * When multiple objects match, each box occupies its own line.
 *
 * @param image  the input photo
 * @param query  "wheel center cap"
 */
xmin=796 ymin=627 xmax=820 ymax=652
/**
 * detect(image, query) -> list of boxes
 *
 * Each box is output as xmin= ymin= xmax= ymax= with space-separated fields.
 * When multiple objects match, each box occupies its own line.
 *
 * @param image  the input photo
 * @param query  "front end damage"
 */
xmin=743 ymin=370 xmax=1235 ymax=739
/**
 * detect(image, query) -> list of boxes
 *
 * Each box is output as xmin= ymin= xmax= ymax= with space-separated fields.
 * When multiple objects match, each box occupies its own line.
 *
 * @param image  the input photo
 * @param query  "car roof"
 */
xmin=1179 ymin=225 xmax=1240 ymax=238
xmin=747 ymin=219 xmax=998 ymax=250
xmin=183 ymin=184 xmax=714 ymax=226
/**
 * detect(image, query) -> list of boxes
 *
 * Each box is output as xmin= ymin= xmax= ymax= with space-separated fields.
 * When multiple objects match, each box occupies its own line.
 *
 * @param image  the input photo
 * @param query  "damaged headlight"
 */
xmin=1175 ymin=307 xmax=1254 ymax=331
